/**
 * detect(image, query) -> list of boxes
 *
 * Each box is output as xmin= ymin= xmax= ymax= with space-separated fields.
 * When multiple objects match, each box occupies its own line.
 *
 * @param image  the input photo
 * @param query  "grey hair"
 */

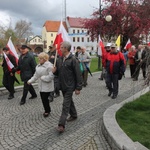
xmin=61 ymin=41 xmax=71 ymax=51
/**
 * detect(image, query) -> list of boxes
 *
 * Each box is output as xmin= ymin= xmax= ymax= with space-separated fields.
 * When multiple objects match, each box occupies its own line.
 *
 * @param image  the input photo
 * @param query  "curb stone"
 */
xmin=102 ymin=86 xmax=149 ymax=150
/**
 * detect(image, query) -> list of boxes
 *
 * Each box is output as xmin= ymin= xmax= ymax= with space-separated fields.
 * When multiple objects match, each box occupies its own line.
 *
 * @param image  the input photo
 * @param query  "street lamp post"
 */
xmin=98 ymin=0 xmax=102 ymax=70
xmin=98 ymin=0 xmax=112 ymax=70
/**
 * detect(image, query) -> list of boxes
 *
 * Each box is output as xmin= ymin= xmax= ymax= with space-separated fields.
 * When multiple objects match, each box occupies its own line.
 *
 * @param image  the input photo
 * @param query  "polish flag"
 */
xmin=54 ymin=21 xmax=73 ymax=56
xmin=148 ymin=42 xmax=150 ymax=46
xmin=7 ymin=37 xmax=19 ymax=64
xmin=98 ymin=35 xmax=105 ymax=56
xmin=3 ymin=52 xmax=14 ymax=71
xmin=124 ymin=38 xmax=132 ymax=50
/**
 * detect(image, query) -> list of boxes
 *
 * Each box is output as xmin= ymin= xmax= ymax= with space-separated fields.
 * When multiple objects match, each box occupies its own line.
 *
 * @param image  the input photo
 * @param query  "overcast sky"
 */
xmin=0 ymin=0 xmax=99 ymax=35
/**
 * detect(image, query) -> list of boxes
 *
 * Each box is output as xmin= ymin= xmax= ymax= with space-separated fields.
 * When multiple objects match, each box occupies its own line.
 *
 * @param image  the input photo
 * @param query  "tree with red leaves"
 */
xmin=83 ymin=0 xmax=150 ymax=47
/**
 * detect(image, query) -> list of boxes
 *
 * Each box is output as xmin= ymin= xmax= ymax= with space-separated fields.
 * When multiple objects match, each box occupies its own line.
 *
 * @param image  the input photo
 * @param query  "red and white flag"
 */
xmin=148 ymin=42 xmax=150 ymax=46
xmin=54 ymin=21 xmax=73 ymax=56
xmin=98 ymin=35 xmax=105 ymax=56
xmin=7 ymin=37 xmax=19 ymax=64
xmin=124 ymin=38 xmax=132 ymax=50
xmin=3 ymin=52 xmax=14 ymax=71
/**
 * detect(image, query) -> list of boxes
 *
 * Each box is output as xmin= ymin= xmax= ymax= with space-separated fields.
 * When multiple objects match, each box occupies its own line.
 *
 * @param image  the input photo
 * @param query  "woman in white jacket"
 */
xmin=28 ymin=52 xmax=54 ymax=117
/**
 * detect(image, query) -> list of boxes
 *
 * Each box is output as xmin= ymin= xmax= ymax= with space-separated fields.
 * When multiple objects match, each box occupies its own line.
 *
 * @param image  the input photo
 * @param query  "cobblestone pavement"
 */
xmin=0 ymin=69 xmax=145 ymax=150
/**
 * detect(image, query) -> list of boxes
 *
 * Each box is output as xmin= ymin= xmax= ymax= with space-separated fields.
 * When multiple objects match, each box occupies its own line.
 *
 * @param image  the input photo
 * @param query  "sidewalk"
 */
xmin=0 ymin=68 xmax=147 ymax=150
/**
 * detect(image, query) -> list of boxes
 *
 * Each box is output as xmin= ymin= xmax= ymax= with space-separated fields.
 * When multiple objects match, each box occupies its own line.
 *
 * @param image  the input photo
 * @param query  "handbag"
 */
xmin=79 ymin=62 xmax=84 ymax=73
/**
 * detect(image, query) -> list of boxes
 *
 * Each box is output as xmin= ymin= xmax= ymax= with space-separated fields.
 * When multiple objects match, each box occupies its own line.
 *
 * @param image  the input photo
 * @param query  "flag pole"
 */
xmin=53 ymin=46 xmax=58 ymax=67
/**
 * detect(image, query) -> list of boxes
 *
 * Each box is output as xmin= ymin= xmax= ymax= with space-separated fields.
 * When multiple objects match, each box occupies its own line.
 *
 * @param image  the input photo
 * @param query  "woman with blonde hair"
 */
xmin=28 ymin=52 xmax=54 ymax=117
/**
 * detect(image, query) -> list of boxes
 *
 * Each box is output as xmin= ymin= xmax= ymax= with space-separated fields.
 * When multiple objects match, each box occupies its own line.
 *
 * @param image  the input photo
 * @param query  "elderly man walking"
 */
xmin=52 ymin=41 xmax=82 ymax=133
xmin=78 ymin=47 xmax=91 ymax=87
xmin=14 ymin=45 xmax=37 ymax=105
xmin=105 ymin=43 xmax=126 ymax=99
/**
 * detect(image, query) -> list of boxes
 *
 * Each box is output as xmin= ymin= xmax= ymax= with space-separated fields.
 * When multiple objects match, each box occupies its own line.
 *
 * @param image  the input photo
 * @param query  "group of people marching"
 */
xmin=1 ymin=41 xmax=82 ymax=133
xmin=99 ymin=42 xmax=149 ymax=99
xmin=1 ymin=40 xmax=149 ymax=133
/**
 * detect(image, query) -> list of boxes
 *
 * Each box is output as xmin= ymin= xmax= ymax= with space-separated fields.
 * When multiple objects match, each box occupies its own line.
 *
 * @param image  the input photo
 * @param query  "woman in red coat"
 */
xmin=127 ymin=46 xmax=137 ymax=78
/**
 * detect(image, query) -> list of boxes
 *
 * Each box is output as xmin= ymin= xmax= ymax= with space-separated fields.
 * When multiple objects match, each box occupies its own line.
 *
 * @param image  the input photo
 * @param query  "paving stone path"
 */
xmin=0 ymin=68 xmax=145 ymax=150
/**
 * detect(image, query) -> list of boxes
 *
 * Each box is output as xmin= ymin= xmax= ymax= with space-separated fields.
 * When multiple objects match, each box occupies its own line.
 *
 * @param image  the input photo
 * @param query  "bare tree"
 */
xmin=15 ymin=20 xmax=33 ymax=44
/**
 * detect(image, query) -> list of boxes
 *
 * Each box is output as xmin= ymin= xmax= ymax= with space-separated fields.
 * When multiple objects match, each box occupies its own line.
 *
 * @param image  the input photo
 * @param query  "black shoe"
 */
xmin=54 ymin=94 xmax=60 ymax=98
xmin=99 ymin=78 xmax=103 ymax=80
xmin=133 ymin=78 xmax=138 ymax=81
xmin=20 ymin=101 xmax=25 ymax=105
xmin=56 ymin=125 xmax=65 ymax=133
xmin=67 ymin=116 xmax=77 ymax=122
xmin=43 ymin=112 xmax=50 ymax=118
xmin=108 ymin=91 xmax=112 ymax=97
xmin=8 ymin=95 xmax=14 ymax=100
xmin=111 ymin=95 xmax=117 ymax=99
xmin=29 ymin=95 xmax=37 ymax=99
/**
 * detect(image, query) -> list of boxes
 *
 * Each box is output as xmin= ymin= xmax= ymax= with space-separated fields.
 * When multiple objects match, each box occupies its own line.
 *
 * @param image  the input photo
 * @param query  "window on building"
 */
xmin=73 ymin=30 xmax=75 ymax=33
xmin=73 ymin=37 xmax=75 ymax=42
xmin=77 ymin=37 xmax=80 ymax=42
xmin=77 ymin=30 xmax=79 ymax=33
xmin=82 ymin=37 xmax=84 ymax=42
xmin=51 ymin=33 xmax=53 ymax=37
xmin=87 ymin=37 xmax=89 ymax=42
xmin=82 ymin=30 xmax=84 ymax=33
xmin=38 ymin=39 xmax=40 ymax=42
xmin=35 ymin=39 xmax=36 ymax=42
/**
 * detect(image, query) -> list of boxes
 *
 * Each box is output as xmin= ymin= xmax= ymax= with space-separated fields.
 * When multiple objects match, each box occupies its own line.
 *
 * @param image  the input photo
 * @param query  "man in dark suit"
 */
xmin=15 ymin=45 xmax=37 ymax=105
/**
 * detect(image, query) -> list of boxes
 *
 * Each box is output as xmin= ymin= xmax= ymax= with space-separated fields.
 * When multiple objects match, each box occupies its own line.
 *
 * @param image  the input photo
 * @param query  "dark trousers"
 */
xmin=3 ymin=74 xmax=15 ymax=96
xmin=82 ymin=70 xmax=88 ymax=86
xmin=58 ymin=90 xmax=77 ymax=127
xmin=130 ymin=64 xmax=136 ymax=78
xmin=21 ymin=81 xmax=37 ymax=102
xmin=54 ymin=76 xmax=60 ymax=95
xmin=133 ymin=63 xmax=146 ymax=79
xmin=106 ymin=73 xmax=119 ymax=96
xmin=40 ymin=92 xmax=51 ymax=113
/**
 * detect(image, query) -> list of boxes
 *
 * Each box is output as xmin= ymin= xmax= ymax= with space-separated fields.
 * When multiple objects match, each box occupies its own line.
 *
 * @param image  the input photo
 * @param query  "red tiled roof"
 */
xmin=43 ymin=21 xmax=67 ymax=32
xmin=67 ymin=16 xmax=86 ymax=28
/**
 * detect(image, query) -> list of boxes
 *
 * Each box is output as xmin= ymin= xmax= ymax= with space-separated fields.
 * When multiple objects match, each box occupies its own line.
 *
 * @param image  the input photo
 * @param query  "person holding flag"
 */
xmin=52 ymin=41 xmax=82 ymax=133
xmin=1 ymin=47 xmax=18 ymax=99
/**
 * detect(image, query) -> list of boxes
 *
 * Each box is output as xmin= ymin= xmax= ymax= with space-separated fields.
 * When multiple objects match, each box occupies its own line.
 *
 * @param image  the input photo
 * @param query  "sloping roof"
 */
xmin=28 ymin=35 xmax=42 ymax=42
xmin=43 ymin=21 xmax=67 ymax=32
xmin=67 ymin=16 xmax=86 ymax=28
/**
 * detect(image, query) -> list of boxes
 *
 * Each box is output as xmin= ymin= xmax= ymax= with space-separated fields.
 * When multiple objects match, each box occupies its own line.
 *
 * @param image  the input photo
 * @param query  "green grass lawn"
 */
xmin=0 ymin=56 xmax=101 ymax=87
xmin=116 ymin=92 xmax=150 ymax=149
